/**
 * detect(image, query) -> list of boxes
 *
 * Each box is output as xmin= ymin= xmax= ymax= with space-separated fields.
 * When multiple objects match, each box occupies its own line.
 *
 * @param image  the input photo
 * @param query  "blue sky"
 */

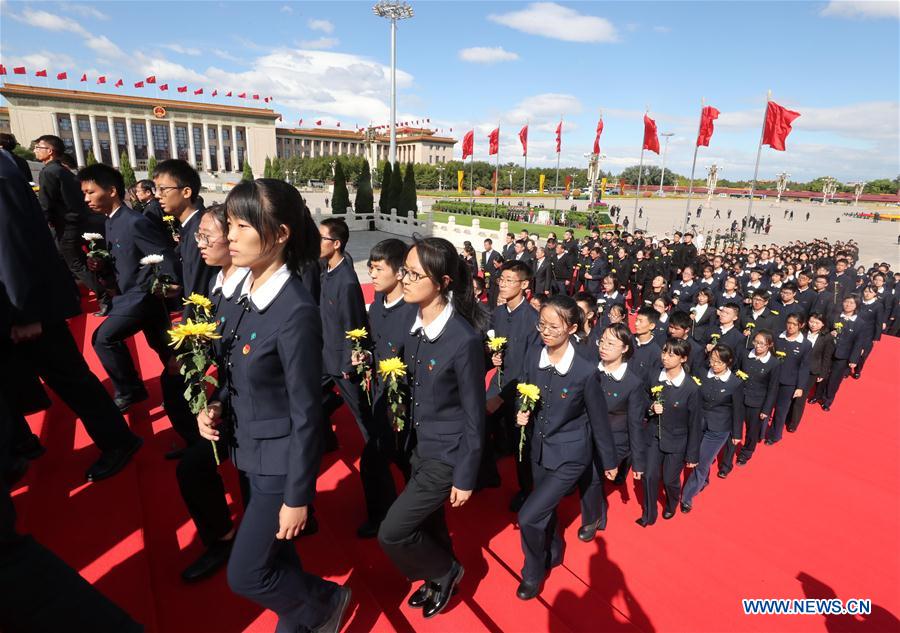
xmin=1 ymin=0 xmax=898 ymax=181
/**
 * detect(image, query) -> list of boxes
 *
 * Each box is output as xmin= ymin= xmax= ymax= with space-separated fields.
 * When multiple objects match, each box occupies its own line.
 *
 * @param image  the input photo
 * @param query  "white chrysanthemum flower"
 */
xmin=140 ymin=254 xmax=165 ymax=266
xmin=82 ymin=232 xmax=103 ymax=241
xmin=486 ymin=329 xmax=496 ymax=339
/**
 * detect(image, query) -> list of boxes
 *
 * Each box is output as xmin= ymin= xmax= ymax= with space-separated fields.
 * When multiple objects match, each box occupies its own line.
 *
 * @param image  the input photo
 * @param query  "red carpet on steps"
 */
xmin=12 ymin=289 xmax=900 ymax=633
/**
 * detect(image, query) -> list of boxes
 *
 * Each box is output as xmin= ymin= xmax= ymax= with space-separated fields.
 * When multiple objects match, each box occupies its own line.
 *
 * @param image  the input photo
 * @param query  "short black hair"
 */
xmin=0 ymin=132 xmax=18 ymax=151
xmin=669 ymin=310 xmax=693 ymax=330
xmin=500 ymin=259 xmax=533 ymax=282
xmin=661 ymin=337 xmax=691 ymax=359
xmin=320 ymin=217 xmax=350 ymax=252
xmin=153 ymin=158 xmax=201 ymax=203
xmin=709 ymin=343 xmax=734 ymax=368
xmin=637 ymin=305 xmax=659 ymax=326
xmin=368 ymin=238 xmax=407 ymax=272
xmin=78 ymin=163 xmax=125 ymax=199
xmin=136 ymin=179 xmax=155 ymax=193
xmin=34 ymin=134 xmax=65 ymax=156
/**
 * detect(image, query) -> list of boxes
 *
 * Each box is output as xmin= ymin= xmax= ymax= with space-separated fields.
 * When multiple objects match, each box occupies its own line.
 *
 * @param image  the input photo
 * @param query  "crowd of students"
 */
xmin=1 ymin=136 xmax=895 ymax=630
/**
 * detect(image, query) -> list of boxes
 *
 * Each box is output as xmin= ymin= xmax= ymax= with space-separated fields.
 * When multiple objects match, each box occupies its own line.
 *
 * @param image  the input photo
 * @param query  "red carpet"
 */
xmin=12 ymin=293 xmax=900 ymax=633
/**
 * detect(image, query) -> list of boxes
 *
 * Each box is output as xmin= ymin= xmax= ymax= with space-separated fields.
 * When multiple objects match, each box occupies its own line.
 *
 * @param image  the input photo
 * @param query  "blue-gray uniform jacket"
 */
xmin=486 ymin=299 xmax=541 ymax=401
xmin=319 ymin=256 xmax=369 ymax=377
xmin=368 ymin=291 xmax=418 ymax=401
xmin=831 ymin=315 xmax=870 ymax=364
xmin=671 ymin=280 xmax=699 ymax=313
xmin=769 ymin=300 xmax=805 ymax=334
xmin=736 ymin=351 xmax=781 ymax=412
xmin=858 ymin=300 xmax=885 ymax=343
xmin=598 ymin=363 xmax=648 ymax=472
xmin=644 ymin=371 xmax=702 ymax=463
xmin=404 ymin=307 xmax=486 ymax=491
xmin=104 ymin=205 xmax=180 ymax=317
xmin=774 ymin=334 xmax=811 ymax=388
xmin=630 ymin=335 xmax=662 ymax=387
xmin=178 ymin=210 xmax=217 ymax=318
xmin=708 ymin=324 xmax=745 ymax=357
xmin=519 ymin=344 xmax=617 ymax=471
xmin=698 ymin=371 xmax=745 ymax=437
xmin=224 ymin=272 xmax=323 ymax=508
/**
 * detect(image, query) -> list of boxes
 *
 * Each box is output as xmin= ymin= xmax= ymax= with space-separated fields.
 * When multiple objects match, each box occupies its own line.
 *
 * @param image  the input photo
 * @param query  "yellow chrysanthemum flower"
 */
xmin=183 ymin=293 xmax=213 ymax=315
xmin=692 ymin=376 xmax=702 ymax=386
xmin=650 ymin=385 xmax=664 ymax=396
xmin=776 ymin=351 xmax=787 ymax=358
xmin=486 ymin=336 xmax=508 ymax=352
xmin=168 ymin=319 xmax=221 ymax=349
xmin=345 ymin=328 xmax=368 ymax=341
xmin=517 ymin=383 xmax=541 ymax=403
xmin=163 ymin=215 xmax=176 ymax=223
xmin=378 ymin=357 xmax=407 ymax=381
xmin=834 ymin=322 xmax=844 ymax=331
xmin=736 ymin=370 xmax=749 ymax=381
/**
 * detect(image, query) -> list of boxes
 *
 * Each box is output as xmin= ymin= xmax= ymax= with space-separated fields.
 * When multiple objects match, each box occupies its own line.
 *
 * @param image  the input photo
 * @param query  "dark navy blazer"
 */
xmin=831 ymin=315 xmax=869 ymax=363
xmin=486 ymin=299 xmax=541 ymax=401
xmin=698 ymin=371 xmax=745 ymax=436
xmin=319 ymin=257 xmax=369 ymax=377
xmin=598 ymin=364 xmax=648 ymax=472
xmin=368 ymin=291 xmax=418 ymax=401
xmin=774 ymin=334 xmax=811 ymax=388
xmin=736 ymin=352 xmax=781 ymax=411
xmin=178 ymin=210 xmax=217 ymax=317
xmin=644 ymin=372 xmax=702 ymax=463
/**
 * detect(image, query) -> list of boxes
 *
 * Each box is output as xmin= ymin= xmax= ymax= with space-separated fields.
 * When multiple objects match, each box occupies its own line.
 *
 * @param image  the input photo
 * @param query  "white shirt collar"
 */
xmin=506 ymin=296 xmax=526 ymax=314
xmin=863 ymin=298 xmax=877 ymax=305
xmin=213 ymin=266 xmax=250 ymax=300
xmin=807 ymin=331 xmax=820 ymax=345
xmin=779 ymin=331 xmax=805 ymax=343
xmin=748 ymin=350 xmax=771 ymax=363
xmin=681 ymin=279 xmax=694 ymax=287
xmin=707 ymin=368 xmax=732 ymax=381
xmin=109 ymin=205 xmax=124 ymax=219
xmin=635 ymin=333 xmax=655 ymax=346
xmin=539 ymin=342 xmax=575 ymax=376
xmin=327 ymin=256 xmax=345 ymax=273
xmin=383 ymin=293 xmax=404 ymax=309
xmin=752 ymin=308 xmax=765 ymax=318
xmin=180 ymin=208 xmax=200 ymax=228
xmin=658 ymin=368 xmax=686 ymax=387
xmin=410 ymin=301 xmax=454 ymax=340
xmin=841 ymin=313 xmax=857 ymax=322
xmin=598 ymin=361 xmax=627 ymax=381
xmin=238 ymin=264 xmax=291 ymax=311
xmin=693 ymin=304 xmax=708 ymax=318
xmin=658 ymin=313 xmax=669 ymax=324
xmin=720 ymin=323 xmax=734 ymax=334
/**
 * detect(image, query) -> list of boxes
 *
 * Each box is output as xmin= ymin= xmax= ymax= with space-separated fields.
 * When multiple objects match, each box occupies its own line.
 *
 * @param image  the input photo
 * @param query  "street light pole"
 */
xmin=373 ymin=1 xmax=413 ymax=167
xmin=657 ymin=132 xmax=674 ymax=196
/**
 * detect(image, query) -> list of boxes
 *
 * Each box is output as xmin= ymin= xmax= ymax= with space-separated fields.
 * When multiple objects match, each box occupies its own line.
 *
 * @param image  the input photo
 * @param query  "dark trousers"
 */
xmin=226 ymin=473 xmax=337 ymax=633
xmin=577 ymin=452 xmax=609 ymax=529
xmin=378 ymin=452 xmax=456 ymax=583
xmin=767 ymin=384 xmax=797 ymax=443
xmin=823 ymin=358 xmax=851 ymax=406
xmin=789 ymin=375 xmax=819 ymax=431
xmin=176 ymin=440 xmax=233 ymax=547
xmin=519 ymin=459 xmax=585 ymax=583
xmin=733 ymin=406 xmax=763 ymax=464
xmin=641 ymin=436 xmax=685 ymax=525
xmin=479 ymin=400 xmax=533 ymax=493
xmin=9 ymin=320 xmax=136 ymax=452
xmin=333 ymin=376 xmax=395 ymax=523
xmin=682 ymin=429 xmax=730 ymax=506
xmin=58 ymin=229 xmax=108 ymax=306
xmin=855 ymin=342 xmax=873 ymax=375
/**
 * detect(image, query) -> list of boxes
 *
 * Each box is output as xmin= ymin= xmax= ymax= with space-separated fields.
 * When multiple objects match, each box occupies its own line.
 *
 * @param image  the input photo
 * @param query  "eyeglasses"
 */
xmin=194 ymin=232 xmax=222 ymax=247
xmin=320 ymin=236 xmax=336 ymax=242
xmin=497 ymin=276 xmax=523 ymax=286
xmin=709 ymin=358 xmax=727 ymax=367
xmin=399 ymin=267 xmax=426 ymax=283
xmin=157 ymin=185 xmax=182 ymax=195
xmin=535 ymin=322 xmax=564 ymax=335
xmin=33 ymin=145 xmax=52 ymax=151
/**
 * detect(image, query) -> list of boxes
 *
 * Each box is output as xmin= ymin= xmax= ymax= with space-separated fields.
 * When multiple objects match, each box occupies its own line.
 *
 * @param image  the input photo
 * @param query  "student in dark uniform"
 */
xmin=720 ymin=330 xmax=781 ymax=474
xmin=378 ymin=237 xmax=486 ymax=619
xmin=175 ymin=203 xmax=248 ymax=582
xmin=770 ymin=282 xmax=806 ymax=333
xmin=741 ymin=291 xmax=779 ymax=335
xmin=766 ymin=314 xmax=811 ymax=444
xmin=0 ymin=149 xmax=142 ymax=483
xmin=198 ymin=179 xmax=351 ymax=632
xmin=577 ymin=323 xmax=647 ymax=540
xmin=667 ymin=311 xmax=706 ymax=376
xmin=631 ymin=307 xmax=662 ymax=385
xmin=483 ymin=260 xmax=540 ymax=510
xmin=515 ymin=296 xmax=616 ymax=599
xmin=855 ymin=285 xmax=885 ymax=379
xmin=797 ymin=312 xmax=834 ymax=417
xmin=715 ymin=276 xmax=743 ymax=308
xmin=134 ymin=179 xmax=173 ymax=244
xmin=680 ymin=344 xmax=744 ymax=513
xmin=821 ymin=296 xmax=869 ymax=412
xmin=635 ymin=338 xmax=701 ymax=526
xmin=706 ymin=303 xmax=744 ymax=358
xmin=319 ymin=217 xmax=393 ymax=538
xmin=671 ymin=266 xmax=699 ymax=313
xmin=689 ymin=288 xmax=715 ymax=346
xmin=596 ymin=275 xmax=626 ymax=320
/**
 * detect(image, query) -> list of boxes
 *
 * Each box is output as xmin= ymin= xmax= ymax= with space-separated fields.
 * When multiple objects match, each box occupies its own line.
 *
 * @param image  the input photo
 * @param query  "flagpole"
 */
xmin=468 ymin=146 xmax=474 ymax=216
xmin=493 ymin=122 xmax=500 ymax=219
xmin=684 ymin=97 xmax=704 ymax=232
xmin=633 ymin=148 xmax=645 ymax=229
xmin=553 ymin=116 xmax=561 ymax=223
xmin=743 ymin=90 xmax=771 ymax=244
xmin=522 ymin=120 xmax=528 ymax=204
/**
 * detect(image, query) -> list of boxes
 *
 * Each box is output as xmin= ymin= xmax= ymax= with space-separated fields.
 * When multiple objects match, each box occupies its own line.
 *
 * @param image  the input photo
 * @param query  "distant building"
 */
xmin=275 ymin=125 xmax=456 ymax=165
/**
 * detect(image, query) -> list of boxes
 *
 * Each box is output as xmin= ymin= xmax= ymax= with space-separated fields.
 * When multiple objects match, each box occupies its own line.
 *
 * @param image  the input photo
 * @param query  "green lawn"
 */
xmin=422 ymin=211 xmax=598 ymax=239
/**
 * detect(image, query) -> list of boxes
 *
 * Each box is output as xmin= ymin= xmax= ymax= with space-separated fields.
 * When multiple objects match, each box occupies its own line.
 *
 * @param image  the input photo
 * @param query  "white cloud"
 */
xmin=212 ymin=48 xmax=243 ymax=63
xmin=717 ymin=101 xmax=899 ymax=142
xmin=489 ymin=2 xmax=618 ymax=43
xmin=821 ymin=1 xmax=900 ymax=19
xmin=297 ymin=38 xmax=340 ymax=50
xmin=507 ymin=93 xmax=584 ymax=122
xmin=280 ymin=4 xmax=294 ymax=13
xmin=308 ymin=18 xmax=334 ymax=33
xmin=162 ymin=43 xmax=202 ymax=56
xmin=86 ymin=35 xmax=125 ymax=59
xmin=136 ymin=55 xmax=207 ymax=82
xmin=458 ymin=46 xmax=519 ymax=63
xmin=14 ymin=8 xmax=89 ymax=36
xmin=3 ymin=50 xmax=76 ymax=71
xmin=60 ymin=4 xmax=110 ymax=20
xmin=653 ymin=25 xmax=671 ymax=33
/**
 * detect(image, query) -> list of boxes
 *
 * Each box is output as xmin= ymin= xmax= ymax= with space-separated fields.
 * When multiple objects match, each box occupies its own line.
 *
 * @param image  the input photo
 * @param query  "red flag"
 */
xmin=462 ymin=130 xmax=474 ymax=159
xmin=134 ymin=81 xmax=144 ymax=88
xmin=14 ymin=67 xmax=26 ymax=75
xmin=115 ymin=79 xmax=123 ymax=87
xmin=80 ymin=73 xmax=87 ymax=82
xmin=252 ymin=94 xmax=259 ymax=100
xmin=57 ymin=71 xmax=67 ymax=80
xmin=0 ymin=65 xmax=7 ymax=75
xmin=194 ymin=88 xmax=203 ymax=95
xmin=518 ymin=124 xmax=528 ymax=156
xmin=146 ymin=75 xmax=156 ymax=84
xmin=488 ymin=128 xmax=499 ymax=156
xmin=160 ymin=83 xmax=168 ymax=91
xmin=212 ymin=89 xmax=218 ymax=97
xmin=555 ymin=121 xmax=562 ymax=153
xmin=264 ymin=97 xmax=270 ymax=103
xmin=762 ymin=101 xmax=800 ymax=151
xmin=299 ymin=118 xmax=303 ymax=126
xmin=238 ymin=92 xmax=246 ymax=98
xmin=593 ymin=119 xmax=604 ymax=154
xmin=226 ymin=91 xmax=232 ymax=97
xmin=336 ymin=122 xmax=341 ymax=127
xmin=696 ymin=106 xmax=720 ymax=147
xmin=177 ymin=85 xmax=187 ymax=93
xmin=97 ymin=76 xmax=106 ymax=84
xmin=315 ymin=120 xmax=322 ymax=126
xmin=643 ymin=114 xmax=659 ymax=154
xmin=36 ymin=69 xmax=48 ymax=77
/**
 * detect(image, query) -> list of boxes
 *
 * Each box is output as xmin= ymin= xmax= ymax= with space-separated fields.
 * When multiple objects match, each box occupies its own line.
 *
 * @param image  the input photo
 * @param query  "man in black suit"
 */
xmin=32 ymin=134 xmax=110 ymax=316
xmin=1 ymin=150 xmax=142 ymax=482
xmin=0 ymin=133 xmax=32 ymax=181
xmin=501 ymin=232 xmax=516 ymax=260
xmin=134 ymin=178 xmax=173 ymax=244
xmin=550 ymin=241 xmax=573 ymax=295
xmin=482 ymin=238 xmax=503 ymax=305
xmin=531 ymin=246 xmax=552 ymax=297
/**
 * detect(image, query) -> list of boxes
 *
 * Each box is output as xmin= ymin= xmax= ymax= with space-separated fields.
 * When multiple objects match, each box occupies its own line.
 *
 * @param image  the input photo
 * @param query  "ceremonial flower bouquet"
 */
xmin=736 ymin=370 xmax=749 ymax=381
xmin=168 ymin=304 xmax=222 ymax=464
xmin=82 ymin=232 xmax=109 ymax=259
xmin=516 ymin=383 xmax=540 ymax=461
xmin=745 ymin=322 xmax=756 ymax=348
xmin=162 ymin=214 xmax=179 ymax=241
xmin=833 ymin=322 xmax=844 ymax=336
xmin=775 ymin=351 xmax=787 ymax=358
xmin=140 ymin=254 xmax=171 ymax=296
xmin=486 ymin=330 xmax=508 ymax=387
xmin=650 ymin=384 xmax=665 ymax=430
xmin=346 ymin=328 xmax=373 ymax=402
xmin=378 ymin=357 xmax=407 ymax=431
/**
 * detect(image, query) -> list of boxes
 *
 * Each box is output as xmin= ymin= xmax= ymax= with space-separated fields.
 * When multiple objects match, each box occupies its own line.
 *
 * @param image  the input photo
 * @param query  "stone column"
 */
xmin=125 ymin=117 xmax=137 ymax=166
xmin=216 ymin=125 xmax=226 ymax=172
xmin=145 ymin=118 xmax=155 ymax=161
xmin=107 ymin=115 xmax=119 ymax=167
xmin=88 ymin=114 xmax=102 ymax=163
xmin=187 ymin=122 xmax=197 ymax=170
xmin=202 ymin=122 xmax=211 ymax=171
xmin=231 ymin=124 xmax=239 ymax=171
xmin=168 ymin=119 xmax=177 ymax=159
xmin=70 ymin=113 xmax=85 ymax=167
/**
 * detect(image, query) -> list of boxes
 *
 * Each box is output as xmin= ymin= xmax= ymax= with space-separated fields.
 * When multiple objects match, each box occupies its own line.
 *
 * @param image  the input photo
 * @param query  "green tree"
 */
xmin=271 ymin=156 xmax=285 ymax=181
xmin=263 ymin=156 xmax=273 ymax=178
xmin=355 ymin=159 xmax=374 ymax=215
xmin=241 ymin=159 xmax=254 ymax=182
xmin=119 ymin=151 xmax=136 ymax=188
xmin=13 ymin=145 xmax=36 ymax=161
xmin=86 ymin=150 xmax=98 ymax=166
xmin=400 ymin=162 xmax=418 ymax=217
xmin=389 ymin=161 xmax=403 ymax=213
xmin=331 ymin=160 xmax=351 ymax=214
xmin=147 ymin=155 xmax=157 ymax=176
xmin=617 ymin=165 xmax=678 ymax=187
xmin=378 ymin=162 xmax=392 ymax=212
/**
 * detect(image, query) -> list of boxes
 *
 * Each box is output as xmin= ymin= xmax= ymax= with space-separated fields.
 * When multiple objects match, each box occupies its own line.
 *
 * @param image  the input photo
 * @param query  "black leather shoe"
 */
xmin=662 ymin=509 xmax=676 ymax=520
xmin=114 ymin=387 xmax=149 ymax=412
xmin=635 ymin=517 xmax=652 ymax=528
xmin=181 ymin=539 xmax=233 ymax=582
xmin=509 ymin=490 xmax=528 ymax=513
xmin=86 ymin=436 xmax=143 ymax=482
xmin=14 ymin=434 xmax=46 ymax=460
xmin=314 ymin=585 xmax=351 ymax=633
xmin=807 ymin=397 xmax=819 ymax=404
xmin=822 ymin=404 xmax=831 ymax=412
xmin=851 ymin=371 xmax=861 ymax=380
xmin=786 ymin=426 xmax=797 ymax=433
xmin=717 ymin=470 xmax=729 ymax=479
xmin=423 ymin=561 xmax=463 ymax=619
xmin=516 ymin=579 xmax=542 ymax=600
xmin=764 ymin=439 xmax=775 ymax=446
xmin=736 ymin=458 xmax=748 ymax=466
xmin=407 ymin=583 xmax=432 ymax=608
xmin=680 ymin=502 xmax=692 ymax=514
xmin=356 ymin=520 xmax=380 ymax=539
xmin=165 ymin=447 xmax=186 ymax=460
xmin=577 ymin=519 xmax=603 ymax=542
